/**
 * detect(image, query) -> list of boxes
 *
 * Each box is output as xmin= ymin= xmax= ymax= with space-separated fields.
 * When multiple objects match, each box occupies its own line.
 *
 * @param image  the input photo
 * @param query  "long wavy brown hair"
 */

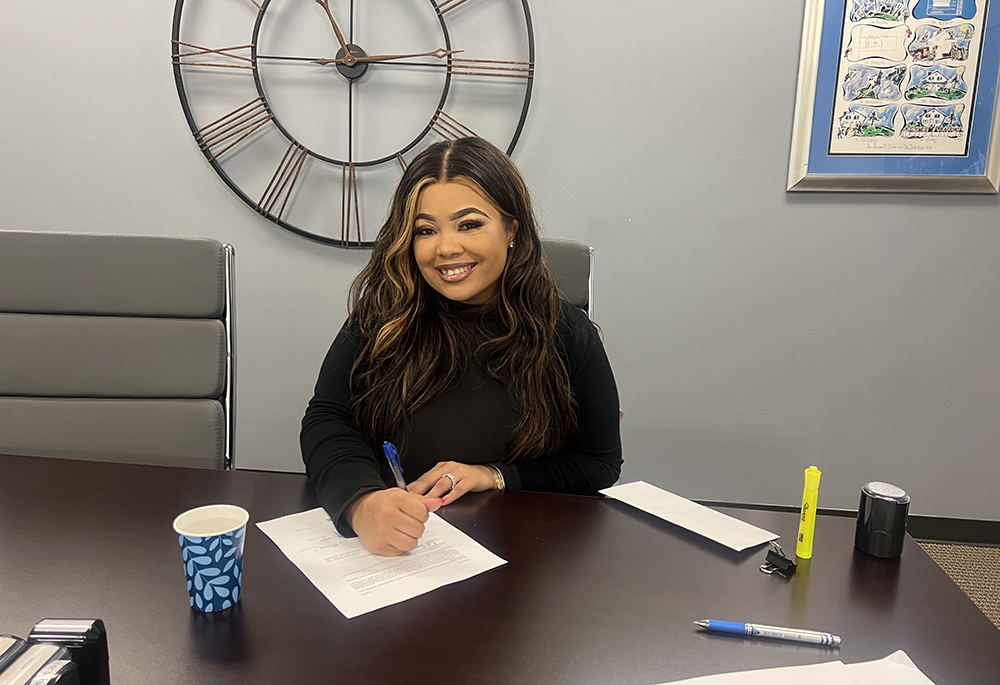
xmin=348 ymin=137 xmax=577 ymax=462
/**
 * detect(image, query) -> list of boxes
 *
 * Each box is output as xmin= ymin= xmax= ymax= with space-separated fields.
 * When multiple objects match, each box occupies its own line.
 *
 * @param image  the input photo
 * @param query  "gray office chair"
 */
xmin=0 ymin=230 xmax=236 ymax=469
xmin=541 ymin=238 xmax=594 ymax=319
xmin=541 ymin=238 xmax=621 ymax=423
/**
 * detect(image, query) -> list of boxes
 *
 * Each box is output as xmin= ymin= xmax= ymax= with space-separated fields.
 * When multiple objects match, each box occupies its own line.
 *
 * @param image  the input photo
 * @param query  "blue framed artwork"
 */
xmin=788 ymin=0 xmax=1000 ymax=191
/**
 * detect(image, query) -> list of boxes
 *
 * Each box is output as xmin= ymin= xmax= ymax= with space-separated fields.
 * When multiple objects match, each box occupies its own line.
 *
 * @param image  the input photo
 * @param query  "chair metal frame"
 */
xmin=223 ymin=244 xmax=237 ymax=470
xmin=584 ymin=244 xmax=595 ymax=320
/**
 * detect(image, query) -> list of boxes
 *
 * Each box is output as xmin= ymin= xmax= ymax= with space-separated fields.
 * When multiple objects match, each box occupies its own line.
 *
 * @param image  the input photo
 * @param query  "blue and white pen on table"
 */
xmin=382 ymin=441 xmax=406 ymax=489
xmin=694 ymin=619 xmax=841 ymax=646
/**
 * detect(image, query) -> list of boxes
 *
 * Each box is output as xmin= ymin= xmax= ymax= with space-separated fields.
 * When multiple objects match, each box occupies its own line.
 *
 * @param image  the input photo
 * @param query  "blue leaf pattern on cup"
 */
xmin=179 ymin=523 xmax=246 ymax=613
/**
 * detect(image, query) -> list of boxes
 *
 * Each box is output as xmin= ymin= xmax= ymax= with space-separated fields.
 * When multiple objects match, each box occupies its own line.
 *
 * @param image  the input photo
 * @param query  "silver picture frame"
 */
xmin=788 ymin=0 xmax=1000 ymax=193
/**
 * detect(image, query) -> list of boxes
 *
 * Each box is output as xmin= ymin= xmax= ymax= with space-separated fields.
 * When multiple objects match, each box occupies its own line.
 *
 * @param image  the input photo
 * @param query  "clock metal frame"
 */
xmin=171 ymin=0 xmax=535 ymax=249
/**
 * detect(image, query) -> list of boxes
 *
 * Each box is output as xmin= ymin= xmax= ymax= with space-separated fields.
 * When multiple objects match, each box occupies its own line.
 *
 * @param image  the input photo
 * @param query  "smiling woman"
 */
xmin=412 ymin=182 xmax=516 ymax=305
xmin=301 ymin=138 xmax=622 ymax=557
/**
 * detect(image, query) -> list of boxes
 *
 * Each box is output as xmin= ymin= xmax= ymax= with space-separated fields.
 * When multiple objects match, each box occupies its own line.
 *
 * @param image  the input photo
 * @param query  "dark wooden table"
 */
xmin=1 ymin=454 xmax=997 ymax=684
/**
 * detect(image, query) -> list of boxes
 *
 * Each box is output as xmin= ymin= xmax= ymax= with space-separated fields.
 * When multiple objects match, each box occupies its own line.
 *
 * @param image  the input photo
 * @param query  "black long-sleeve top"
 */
xmin=301 ymin=301 xmax=622 ymax=536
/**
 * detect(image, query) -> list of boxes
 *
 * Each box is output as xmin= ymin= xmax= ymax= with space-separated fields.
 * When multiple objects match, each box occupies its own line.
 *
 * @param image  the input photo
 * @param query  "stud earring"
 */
xmin=509 ymin=240 xmax=514 ymax=249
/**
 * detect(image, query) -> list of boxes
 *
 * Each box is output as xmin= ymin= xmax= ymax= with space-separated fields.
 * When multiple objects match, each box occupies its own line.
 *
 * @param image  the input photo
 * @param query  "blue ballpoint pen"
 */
xmin=382 ymin=441 xmax=406 ymax=489
xmin=694 ymin=619 xmax=841 ymax=646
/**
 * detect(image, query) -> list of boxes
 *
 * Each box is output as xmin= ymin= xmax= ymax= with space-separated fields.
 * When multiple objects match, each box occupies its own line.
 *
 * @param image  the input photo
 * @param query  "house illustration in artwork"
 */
xmin=922 ymin=70 xmax=949 ymax=93
xmin=908 ymin=24 xmax=973 ymax=61
xmin=900 ymin=102 xmax=964 ymax=137
xmin=920 ymin=108 xmax=945 ymax=130
xmin=904 ymin=64 xmax=967 ymax=100
xmin=838 ymin=110 xmax=867 ymax=137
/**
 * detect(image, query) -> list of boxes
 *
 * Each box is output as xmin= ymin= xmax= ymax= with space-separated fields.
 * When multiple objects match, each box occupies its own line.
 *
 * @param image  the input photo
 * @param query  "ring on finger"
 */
xmin=442 ymin=472 xmax=457 ymax=493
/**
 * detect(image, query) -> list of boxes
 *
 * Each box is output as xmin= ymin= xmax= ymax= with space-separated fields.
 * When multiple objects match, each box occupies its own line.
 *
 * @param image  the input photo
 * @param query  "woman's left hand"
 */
xmin=408 ymin=461 xmax=496 ymax=505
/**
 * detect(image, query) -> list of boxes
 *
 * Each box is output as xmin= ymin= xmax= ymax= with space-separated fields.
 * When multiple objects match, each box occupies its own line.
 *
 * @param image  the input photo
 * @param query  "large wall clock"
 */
xmin=171 ymin=0 xmax=534 ymax=248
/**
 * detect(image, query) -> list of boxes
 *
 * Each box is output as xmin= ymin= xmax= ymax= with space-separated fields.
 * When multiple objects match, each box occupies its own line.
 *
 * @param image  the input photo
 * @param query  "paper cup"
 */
xmin=173 ymin=504 xmax=249 ymax=612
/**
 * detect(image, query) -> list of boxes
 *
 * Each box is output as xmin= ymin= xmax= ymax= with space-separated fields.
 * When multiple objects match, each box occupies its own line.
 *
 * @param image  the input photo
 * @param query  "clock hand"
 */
xmin=314 ymin=48 xmax=462 ymax=66
xmin=315 ymin=0 xmax=356 ymax=64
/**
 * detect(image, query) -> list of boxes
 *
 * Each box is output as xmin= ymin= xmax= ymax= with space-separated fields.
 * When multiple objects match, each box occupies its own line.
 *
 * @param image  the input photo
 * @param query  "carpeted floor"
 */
xmin=918 ymin=541 xmax=1000 ymax=630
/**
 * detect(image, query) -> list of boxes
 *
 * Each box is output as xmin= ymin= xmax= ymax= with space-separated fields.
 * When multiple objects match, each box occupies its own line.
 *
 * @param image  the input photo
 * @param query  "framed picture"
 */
xmin=788 ymin=0 xmax=1000 ymax=192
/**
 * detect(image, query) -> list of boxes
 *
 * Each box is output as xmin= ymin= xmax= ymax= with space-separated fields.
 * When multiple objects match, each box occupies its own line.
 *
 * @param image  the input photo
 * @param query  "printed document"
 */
xmin=652 ymin=650 xmax=937 ymax=684
xmin=257 ymin=508 xmax=506 ymax=618
xmin=599 ymin=481 xmax=778 ymax=551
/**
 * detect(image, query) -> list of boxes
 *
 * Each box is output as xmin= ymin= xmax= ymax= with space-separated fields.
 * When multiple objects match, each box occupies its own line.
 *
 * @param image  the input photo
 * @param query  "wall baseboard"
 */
xmin=904 ymin=515 xmax=1000 ymax=545
xmin=697 ymin=500 xmax=1000 ymax=546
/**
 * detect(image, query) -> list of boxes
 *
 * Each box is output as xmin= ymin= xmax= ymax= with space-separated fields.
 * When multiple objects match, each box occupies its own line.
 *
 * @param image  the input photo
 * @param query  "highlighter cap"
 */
xmin=804 ymin=466 xmax=822 ymax=491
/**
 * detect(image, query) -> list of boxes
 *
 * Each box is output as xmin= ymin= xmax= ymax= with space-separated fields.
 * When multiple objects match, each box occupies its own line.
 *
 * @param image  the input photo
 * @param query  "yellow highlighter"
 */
xmin=796 ymin=466 xmax=822 ymax=559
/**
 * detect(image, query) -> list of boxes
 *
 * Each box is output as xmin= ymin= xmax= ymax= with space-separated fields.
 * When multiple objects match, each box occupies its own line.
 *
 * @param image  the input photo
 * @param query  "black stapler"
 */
xmin=27 ymin=620 xmax=109 ymax=685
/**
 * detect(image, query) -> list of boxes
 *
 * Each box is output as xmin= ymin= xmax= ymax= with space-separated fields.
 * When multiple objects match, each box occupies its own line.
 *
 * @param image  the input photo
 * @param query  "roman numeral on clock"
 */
xmin=172 ymin=41 xmax=255 ymax=70
xmin=257 ymin=142 xmax=308 ymax=222
xmin=193 ymin=98 xmax=273 ymax=162
xmin=429 ymin=109 xmax=478 ymax=140
xmin=448 ymin=58 xmax=534 ymax=79
xmin=342 ymin=163 xmax=362 ymax=245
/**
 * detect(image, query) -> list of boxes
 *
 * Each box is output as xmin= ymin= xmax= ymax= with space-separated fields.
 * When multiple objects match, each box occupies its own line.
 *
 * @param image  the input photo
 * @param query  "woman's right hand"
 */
xmin=345 ymin=489 xmax=443 ymax=556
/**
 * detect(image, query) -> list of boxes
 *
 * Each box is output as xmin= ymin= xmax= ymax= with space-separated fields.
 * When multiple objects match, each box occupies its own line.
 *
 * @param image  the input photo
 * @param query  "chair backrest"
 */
xmin=541 ymin=238 xmax=594 ymax=319
xmin=0 ymin=230 xmax=236 ymax=469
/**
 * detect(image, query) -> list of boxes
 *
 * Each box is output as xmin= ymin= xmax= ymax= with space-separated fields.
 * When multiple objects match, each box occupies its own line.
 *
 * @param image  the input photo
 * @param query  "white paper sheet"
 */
xmin=653 ymin=651 xmax=937 ymax=685
xmin=256 ymin=507 xmax=506 ymax=618
xmin=842 ymin=650 xmax=938 ymax=685
xmin=599 ymin=481 xmax=778 ymax=551
xmin=654 ymin=660 xmax=847 ymax=685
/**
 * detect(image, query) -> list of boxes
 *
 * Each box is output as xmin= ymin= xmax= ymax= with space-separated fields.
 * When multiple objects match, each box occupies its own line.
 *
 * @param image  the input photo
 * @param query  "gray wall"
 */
xmin=1 ymin=1 xmax=997 ymax=520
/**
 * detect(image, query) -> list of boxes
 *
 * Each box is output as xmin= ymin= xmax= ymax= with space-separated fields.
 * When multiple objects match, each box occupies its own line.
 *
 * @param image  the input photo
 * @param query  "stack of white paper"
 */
xmin=257 ymin=508 xmax=506 ymax=618
xmin=653 ymin=651 xmax=937 ymax=684
xmin=600 ymin=481 xmax=779 ymax=551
